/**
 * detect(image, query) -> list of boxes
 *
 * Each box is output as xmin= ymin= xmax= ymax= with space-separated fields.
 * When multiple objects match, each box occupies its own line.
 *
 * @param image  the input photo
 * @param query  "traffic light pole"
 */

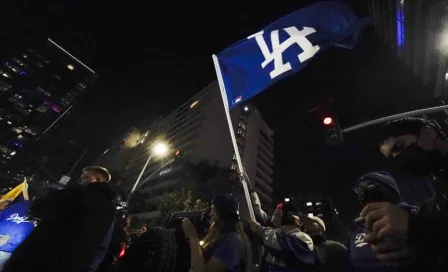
xmin=341 ymin=104 xmax=448 ymax=134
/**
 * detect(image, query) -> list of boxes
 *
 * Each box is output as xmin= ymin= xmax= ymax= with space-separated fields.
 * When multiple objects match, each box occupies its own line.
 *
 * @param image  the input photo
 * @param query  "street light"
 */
xmin=129 ymin=141 xmax=168 ymax=196
xmin=153 ymin=142 xmax=168 ymax=156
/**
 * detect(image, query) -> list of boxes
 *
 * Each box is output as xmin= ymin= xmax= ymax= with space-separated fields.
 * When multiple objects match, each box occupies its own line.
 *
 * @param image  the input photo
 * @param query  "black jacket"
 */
xmin=310 ymin=234 xmax=347 ymax=272
xmin=3 ymin=182 xmax=117 ymax=272
xmin=407 ymin=171 xmax=448 ymax=270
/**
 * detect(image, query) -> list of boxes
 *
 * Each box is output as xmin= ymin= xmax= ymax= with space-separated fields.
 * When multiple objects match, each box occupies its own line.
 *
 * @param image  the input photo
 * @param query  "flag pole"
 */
xmin=212 ymin=54 xmax=255 ymax=221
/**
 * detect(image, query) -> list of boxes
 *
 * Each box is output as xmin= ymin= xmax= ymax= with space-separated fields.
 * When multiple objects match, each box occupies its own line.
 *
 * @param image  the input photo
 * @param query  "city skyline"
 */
xmin=0 ymin=38 xmax=97 ymax=181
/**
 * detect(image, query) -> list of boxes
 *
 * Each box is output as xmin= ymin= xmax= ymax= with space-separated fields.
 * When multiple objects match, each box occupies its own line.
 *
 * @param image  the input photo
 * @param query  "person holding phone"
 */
xmin=249 ymin=202 xmax=316 ymax=272
xmin=182 ymin=193 xmax=251 ymax=272
xmin=349 ymin=171 xmax=418 ymax=272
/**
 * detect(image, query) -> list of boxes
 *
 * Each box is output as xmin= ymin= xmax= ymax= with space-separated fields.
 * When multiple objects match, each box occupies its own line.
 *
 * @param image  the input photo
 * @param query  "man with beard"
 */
xmin=3 ymin=166 xmax=117 ymax=272
xmin=362 ymin=118 xmax=448 ymax=269
xmin=301 ymin=214 xmax=347 ymax=272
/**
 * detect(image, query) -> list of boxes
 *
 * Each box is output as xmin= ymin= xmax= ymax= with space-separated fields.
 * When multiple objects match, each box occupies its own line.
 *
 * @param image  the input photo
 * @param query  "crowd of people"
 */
xmin=0 ymin=117 xmax=446 ymax=271
xmin=180 ymin=117 xmax=448 ymax=272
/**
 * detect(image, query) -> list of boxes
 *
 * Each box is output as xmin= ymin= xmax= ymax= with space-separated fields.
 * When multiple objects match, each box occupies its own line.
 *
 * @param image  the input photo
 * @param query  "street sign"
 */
xmin=59 ymin=175 xmax=71 ymax=185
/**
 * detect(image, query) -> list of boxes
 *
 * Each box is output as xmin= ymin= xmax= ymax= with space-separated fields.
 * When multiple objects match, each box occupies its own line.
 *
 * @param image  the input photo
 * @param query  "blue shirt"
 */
xmin=0 ymin=201 xmax=35 ymax=253
xmin=349 ymin=229 xmax=389 ymax=272
xmin=349 ymin=203 xmax=418 ymax=272
xmin=212 ymin=233 xmax=243 ymax=272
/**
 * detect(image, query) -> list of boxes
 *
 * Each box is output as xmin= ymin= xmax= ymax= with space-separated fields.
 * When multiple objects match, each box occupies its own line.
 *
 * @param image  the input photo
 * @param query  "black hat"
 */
xmin=212 ymin=193 xmax=239 ymax=216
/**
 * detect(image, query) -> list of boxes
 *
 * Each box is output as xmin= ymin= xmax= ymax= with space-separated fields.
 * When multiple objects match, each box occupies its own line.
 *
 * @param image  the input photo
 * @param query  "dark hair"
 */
xmin=82 ymin=166 xmax=112 ymax=182
xmin=377 ymin=117 xmax=447 ymax=145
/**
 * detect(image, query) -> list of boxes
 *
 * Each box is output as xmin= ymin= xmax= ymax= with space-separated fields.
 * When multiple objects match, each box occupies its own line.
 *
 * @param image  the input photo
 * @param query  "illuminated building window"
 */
xmin=396 ymin=0 xmax=405 ymax=47
xmin=190 ymin=100 xmax=199 ymax=109
xmin=306 ymin=202 xmax=313 ymax=206
xmin=316 ymin=202 xmax=322 ymax=206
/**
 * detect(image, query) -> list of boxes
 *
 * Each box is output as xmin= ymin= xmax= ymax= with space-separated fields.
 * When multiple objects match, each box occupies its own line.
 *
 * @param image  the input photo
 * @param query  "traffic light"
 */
xmin=174 ymin=150 xmax=181 ymax=160
xmin=322 ymin=116 xmax=343 ymax=145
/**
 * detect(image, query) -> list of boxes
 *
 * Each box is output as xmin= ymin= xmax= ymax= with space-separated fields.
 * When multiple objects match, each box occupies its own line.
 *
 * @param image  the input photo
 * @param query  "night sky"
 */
xmin=2 ymin=1 xmax=434 ymax=223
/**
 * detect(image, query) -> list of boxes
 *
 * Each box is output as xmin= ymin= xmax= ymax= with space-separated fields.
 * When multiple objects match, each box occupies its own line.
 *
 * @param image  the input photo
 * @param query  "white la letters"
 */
xmin=248 ymin=27 xmax=320 ymax=79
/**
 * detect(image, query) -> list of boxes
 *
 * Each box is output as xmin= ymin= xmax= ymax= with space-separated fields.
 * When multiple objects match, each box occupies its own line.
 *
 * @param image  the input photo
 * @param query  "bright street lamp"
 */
xmin=129 ymin=141 xmax=169 ymax=196
xmin=152 ymin=142 xmax=168 ymax=156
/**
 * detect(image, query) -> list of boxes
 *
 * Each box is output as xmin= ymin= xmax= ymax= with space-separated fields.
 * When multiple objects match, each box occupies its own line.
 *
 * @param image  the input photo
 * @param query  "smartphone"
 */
xmin=354 ymin=217 xmax=370 ymax=232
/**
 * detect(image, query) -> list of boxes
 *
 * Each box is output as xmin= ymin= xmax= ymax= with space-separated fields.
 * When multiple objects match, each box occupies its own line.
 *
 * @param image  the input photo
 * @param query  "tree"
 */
xmin=157 ymin=189 xmax=209 ymax=216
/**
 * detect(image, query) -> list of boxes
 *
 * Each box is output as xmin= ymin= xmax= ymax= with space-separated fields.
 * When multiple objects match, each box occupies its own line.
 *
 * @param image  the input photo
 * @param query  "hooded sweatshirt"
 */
xmin=257 ymin=226 xmax=315 ymax=272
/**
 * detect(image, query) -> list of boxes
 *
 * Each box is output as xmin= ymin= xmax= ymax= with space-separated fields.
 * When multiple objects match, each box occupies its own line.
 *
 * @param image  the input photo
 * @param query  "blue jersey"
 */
xmin=0 ymin=201 xmax=35 ymax=253
xmin=349 ymin=202 xmax=418 ymax=272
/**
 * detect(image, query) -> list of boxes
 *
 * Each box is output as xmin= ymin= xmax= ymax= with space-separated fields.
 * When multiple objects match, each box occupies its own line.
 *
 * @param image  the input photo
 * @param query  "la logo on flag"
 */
xmin=213 ymin=1 xmax=369 ymax=109
xmin=248 ymin=27 xmax=320 ymax=79
xmin=211 ymin=1 xmax=369 ymax=221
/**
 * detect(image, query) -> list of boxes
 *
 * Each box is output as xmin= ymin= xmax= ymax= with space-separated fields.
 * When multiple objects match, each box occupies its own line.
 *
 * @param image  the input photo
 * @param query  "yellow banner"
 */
xmin=0 ymin=180 xmax=28 ymax=210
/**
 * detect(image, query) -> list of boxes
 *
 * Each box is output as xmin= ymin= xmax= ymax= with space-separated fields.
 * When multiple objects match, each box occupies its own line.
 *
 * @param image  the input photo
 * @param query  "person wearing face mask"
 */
xmin=249 ymin=202 xmax=316 ymax=272
xmin=301 ymin=214 xmax=347 ymax=272
xmin=360 ymin=118 xmax=448 ymax=270
xmin=350 ymin=171 xmax=418 ymax=272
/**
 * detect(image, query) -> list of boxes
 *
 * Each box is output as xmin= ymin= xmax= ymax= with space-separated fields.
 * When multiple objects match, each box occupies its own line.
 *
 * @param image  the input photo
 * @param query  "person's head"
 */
xmin=79 ymin=166 xmax=111 ymax=186
xmin=355 ymin=171 xmax=401 ymax=207
xmin=281 ymin=202 xmax=302 ymax=228
xmin=204 ymin=194 xmax=243 ymax=248
xmin=303 ymin=216 xmax=326 ymax=235
xmin=378 ymin=118 xmax=448 ymax=176
xmin=137 ymin=225 xmax=147 ymax=235
xmin=209 ymin=193 xmax=240 ymax=225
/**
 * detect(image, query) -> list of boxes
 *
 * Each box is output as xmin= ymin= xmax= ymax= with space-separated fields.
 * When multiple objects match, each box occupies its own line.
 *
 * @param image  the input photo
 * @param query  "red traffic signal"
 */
xmin=323 ymin=117 xmax=333 ymax=125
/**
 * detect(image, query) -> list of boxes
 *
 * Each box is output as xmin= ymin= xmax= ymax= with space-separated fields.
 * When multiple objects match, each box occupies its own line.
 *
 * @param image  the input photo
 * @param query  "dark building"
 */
xmin=367 ymin=0 xmax=448 ymax=97
xmin=109 ymin=82 xmax=274 ymax=223
xmin=93 ymin=127 xmax=142 ymax=174
xmin=0 ymin=38 xmax=97 ymax=171
xmin=286 ymin=193 xmax=348 ymax=242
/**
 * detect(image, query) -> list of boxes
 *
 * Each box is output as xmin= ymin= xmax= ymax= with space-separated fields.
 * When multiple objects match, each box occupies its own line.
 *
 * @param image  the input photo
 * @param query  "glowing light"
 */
xmin=323 ymin=117 xmax=333 ymax=125
xmin=190 ymin=100 xmax=199 ymax=109
xmin=152 ymin=142 xmax=168 ymax=156
xmin=199 ymin=240 xmax=205 ymax=246
xmin=284 ymin=198 xmax=290 ymax=202
xmin=67 ymin=64 xmax=75 ymax=70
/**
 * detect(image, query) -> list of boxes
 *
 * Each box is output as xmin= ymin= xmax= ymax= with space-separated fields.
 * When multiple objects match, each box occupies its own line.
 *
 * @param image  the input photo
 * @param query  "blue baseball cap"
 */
xmin=354 ymin=171 xmax=400 ymax=198
xmin=212 ymin=193 xmax=239 ymax=216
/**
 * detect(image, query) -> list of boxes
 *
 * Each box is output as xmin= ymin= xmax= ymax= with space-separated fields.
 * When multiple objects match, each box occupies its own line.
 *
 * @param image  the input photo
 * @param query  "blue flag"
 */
xmin=214 ymin=1 xmax=369 ymax=108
